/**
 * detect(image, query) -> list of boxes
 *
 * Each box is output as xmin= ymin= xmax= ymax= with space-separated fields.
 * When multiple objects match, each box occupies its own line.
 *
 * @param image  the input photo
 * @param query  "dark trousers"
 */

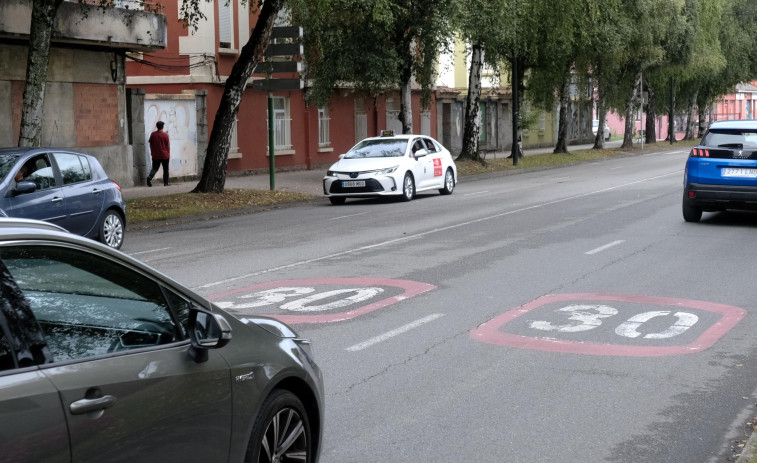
xmin=147 ymin=158 xmax=170 ymax=185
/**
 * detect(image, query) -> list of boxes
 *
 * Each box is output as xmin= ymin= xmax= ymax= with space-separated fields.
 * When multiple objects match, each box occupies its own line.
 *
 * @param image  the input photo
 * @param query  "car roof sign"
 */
xmin=381 ymin=130 xmax=394 ymax=137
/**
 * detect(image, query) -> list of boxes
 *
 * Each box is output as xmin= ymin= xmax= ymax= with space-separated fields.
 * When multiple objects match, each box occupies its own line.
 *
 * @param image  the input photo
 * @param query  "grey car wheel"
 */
xmin=246 ymin=390 xmax=311 ymax=463
xmin=439 ymin=168 xmax=455 ymax=195
xmin=100 ymin=210 xmax=124 ymax=250
xmin=402 ymin=172 xmax=415 ymax=202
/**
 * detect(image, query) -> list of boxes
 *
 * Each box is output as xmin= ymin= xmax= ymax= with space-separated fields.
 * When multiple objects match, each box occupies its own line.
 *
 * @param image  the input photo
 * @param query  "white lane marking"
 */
xmin=197 ymin=172 xmax=678 ymax=289
xmin=330 ymin=212 xmax=368 ymax=220
xmin=129 ymin=247 xmax=171 ymax=256
xmin=585 ymin=240 xmax=626 ymax=255
xmin=464 ymin=190 xmax=490 ymax=196
xmin=346 ymin=314 xmax=445 ymax=352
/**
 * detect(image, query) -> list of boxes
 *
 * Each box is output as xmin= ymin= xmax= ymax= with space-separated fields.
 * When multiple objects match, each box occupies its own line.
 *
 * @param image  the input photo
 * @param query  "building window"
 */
xmin=539 ymin=111 xmax=546 ymax=131
xmin=218 ymin=0 xmax=233 ymax=49
xmin=229 ymin=116 xmax=240 ymax=158
xmin=268 ymin=97 xmax=292 ymax=150
xmin=318 ymin=107 xmax=331 ymax=147
xmin=386 ymin=99 xmax=402 ymax=134
xmin=478 ymin=103 xmax=487 ymax=141
xmin=355 ymin=99 xmax=367 ymax=143
xmin=421 ymin=110 xmax=431 ymax=136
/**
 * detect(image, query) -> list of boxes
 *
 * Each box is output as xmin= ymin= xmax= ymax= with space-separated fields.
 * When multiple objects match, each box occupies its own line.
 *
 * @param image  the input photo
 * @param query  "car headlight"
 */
xmin=327 ymin=170 xmax=335 ymax=177
xmin=377 ymin=166 xmax=399 ymax=175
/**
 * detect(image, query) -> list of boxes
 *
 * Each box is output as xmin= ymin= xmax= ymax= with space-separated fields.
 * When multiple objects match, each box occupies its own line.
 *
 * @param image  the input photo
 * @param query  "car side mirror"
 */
xmin=414 ymin=149 xmax=428 ymax=159
xmin=338 ymin=153 xmax=346 ymax=159
xmin=13 ymin=181 xmax=36 ymax=196
xmin=187 ymin=309 xmax=232 ymax=363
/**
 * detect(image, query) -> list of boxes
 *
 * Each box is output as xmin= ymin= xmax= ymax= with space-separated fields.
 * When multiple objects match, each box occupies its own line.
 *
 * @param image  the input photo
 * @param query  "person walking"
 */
xmin=147 ymin=121 xmax=170 ymax=187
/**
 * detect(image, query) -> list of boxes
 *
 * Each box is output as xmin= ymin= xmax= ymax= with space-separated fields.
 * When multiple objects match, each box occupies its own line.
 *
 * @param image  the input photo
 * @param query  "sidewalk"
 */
xmin=121 ymin=139 xmax=631 ymax=201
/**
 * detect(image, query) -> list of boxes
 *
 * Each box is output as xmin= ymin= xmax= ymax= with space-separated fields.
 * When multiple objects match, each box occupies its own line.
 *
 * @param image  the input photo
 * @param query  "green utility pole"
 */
xmin=268 ymin=92 xmax=275 ymax=190
xmin=253 ymin=26 xmax=304 ymax=190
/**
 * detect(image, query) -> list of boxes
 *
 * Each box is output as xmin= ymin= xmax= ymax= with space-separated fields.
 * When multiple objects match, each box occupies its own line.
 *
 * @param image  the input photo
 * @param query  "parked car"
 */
xmin=0 ymin=218 xmax=323 ymax=463
xmin=592 ymin=120 xmax=611 ymax=141
xmin=683 ymin=120 xmax=757 ymax=222
xmin=323 ymin=131 xmax=457 ymax=204
xmin=0 ymin=148 xmax=126 ymax=249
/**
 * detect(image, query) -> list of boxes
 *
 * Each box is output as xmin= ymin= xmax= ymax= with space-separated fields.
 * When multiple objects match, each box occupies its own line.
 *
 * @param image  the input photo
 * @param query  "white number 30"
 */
xmin=529 ymin=304 xmax=698 ymax=340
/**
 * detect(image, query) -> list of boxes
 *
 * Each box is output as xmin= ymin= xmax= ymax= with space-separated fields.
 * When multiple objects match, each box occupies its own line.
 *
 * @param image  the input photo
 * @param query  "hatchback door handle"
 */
xmin=51 ymin=197 xmax=63 ymax=203
xmin=70 ymin=395 xmax=117 ymax=415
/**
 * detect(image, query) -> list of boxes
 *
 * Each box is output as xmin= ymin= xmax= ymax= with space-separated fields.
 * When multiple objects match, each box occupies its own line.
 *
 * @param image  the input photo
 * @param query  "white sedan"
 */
xmin=323 ymin=133 xmax=458 ymax=205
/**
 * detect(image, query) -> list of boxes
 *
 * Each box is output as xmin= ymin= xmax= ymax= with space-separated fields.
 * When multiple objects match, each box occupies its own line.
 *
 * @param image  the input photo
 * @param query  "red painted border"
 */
xmin=209 ymin=278 xmax=436 ymax=324
xmin=470 ymin=293 xmax=746 ymax=357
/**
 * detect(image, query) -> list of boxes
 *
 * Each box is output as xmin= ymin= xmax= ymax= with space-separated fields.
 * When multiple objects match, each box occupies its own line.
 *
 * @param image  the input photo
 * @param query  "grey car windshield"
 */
xmin=345 ymin=139 xmax=408 ymax=158
xmin=0 ymin=154 xmax=20 ymax=181
xmin=702 ymin=129 xmax=757 ymax=149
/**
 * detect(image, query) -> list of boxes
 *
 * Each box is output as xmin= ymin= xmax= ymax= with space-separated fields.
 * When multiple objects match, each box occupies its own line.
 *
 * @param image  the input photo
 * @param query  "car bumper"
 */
xmin=685 ymin=183 xmax=757 ymax=210
xmin=323 ymin=175 xmax=401 ymax=197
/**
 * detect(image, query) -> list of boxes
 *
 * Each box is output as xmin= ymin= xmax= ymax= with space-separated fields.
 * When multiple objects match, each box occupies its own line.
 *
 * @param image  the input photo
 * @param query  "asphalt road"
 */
xmin=123 ymin=146 xmax=757 ymax=463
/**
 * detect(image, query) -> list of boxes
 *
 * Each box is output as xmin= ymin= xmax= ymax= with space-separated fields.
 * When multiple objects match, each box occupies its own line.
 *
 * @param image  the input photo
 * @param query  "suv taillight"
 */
xmin=112 ymin=180 xmax=121 ymax=191
xmin=690 ymin=148 xmax=710 ymax=157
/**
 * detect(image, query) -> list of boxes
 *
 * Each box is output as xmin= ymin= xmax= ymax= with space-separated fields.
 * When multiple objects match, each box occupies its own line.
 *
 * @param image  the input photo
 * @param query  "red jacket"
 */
xmin=148 ymin=130 xmax=170 ymax=160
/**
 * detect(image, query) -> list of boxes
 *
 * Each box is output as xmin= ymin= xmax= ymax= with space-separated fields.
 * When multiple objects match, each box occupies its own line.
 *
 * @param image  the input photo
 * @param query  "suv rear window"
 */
xmin=701 ymin=129 xmax=757 ymax=149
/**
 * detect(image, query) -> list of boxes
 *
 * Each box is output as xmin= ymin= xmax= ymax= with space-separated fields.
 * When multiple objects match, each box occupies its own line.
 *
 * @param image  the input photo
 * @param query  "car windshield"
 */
xmin=702 ymin=129 xmax=757 ymax=149
xmin=345 ymin=139 xmax=408 ymax=159
xmin=0 ymin=154 xmax=20 ymax=181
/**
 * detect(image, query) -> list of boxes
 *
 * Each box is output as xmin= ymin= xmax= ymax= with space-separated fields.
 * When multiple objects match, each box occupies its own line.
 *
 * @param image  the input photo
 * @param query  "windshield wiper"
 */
xmin=718 ymin=143 xmax=744 ymax=149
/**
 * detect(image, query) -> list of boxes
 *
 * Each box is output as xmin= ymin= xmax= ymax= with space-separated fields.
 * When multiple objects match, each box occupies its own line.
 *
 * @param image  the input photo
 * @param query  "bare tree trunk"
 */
xmin=399 ymin=78 xmax=413 ymax=134
xmin=645 ymin=88 xmax=656 ymax=144
xmin=458 ymin=42 xmax=483 ymax=162
xmin=18 ymin=0 xmax=64 ymax=147
xmin=684 ymin=91 xmax=697 ymax=140
xmin=593 ymin=75 xmax=607 ymax=150
xmin=621 ymin=71 xmax=642 ymax=149
xmin=193 ymin=0 xmax=285 ymax=193
xmin=698 ymin=105 xmax=708 ymax=139
xmin=554 ymin=66 xmax=570 ymax=154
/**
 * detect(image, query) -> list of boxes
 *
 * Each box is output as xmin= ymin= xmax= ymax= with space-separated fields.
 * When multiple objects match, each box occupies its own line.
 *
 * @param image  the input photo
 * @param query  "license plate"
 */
xmin=722 ymin=167 xmax=757 ymax=178
xmin=342 ymin=180 xmax=365 ymax=188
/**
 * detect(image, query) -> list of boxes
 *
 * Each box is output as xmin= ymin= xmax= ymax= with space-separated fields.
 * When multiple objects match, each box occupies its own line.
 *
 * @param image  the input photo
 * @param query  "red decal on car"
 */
xmin=433 ymin=158 xmax=442 ymax=177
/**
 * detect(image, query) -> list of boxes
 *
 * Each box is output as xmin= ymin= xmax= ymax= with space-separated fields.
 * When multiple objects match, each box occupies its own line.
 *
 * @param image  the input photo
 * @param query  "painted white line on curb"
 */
xmin=585 ymin=240 xmax=626 ymax=255
xmin=346 ymin=314 xmax=445 ymax=352
xmin=129 ymin=247 xmax=171 ymax=256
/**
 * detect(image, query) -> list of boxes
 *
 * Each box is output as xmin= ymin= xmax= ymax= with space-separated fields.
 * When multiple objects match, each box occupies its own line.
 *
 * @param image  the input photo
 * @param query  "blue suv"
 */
xmin=683 ymin=120 xmax=757 ymax=222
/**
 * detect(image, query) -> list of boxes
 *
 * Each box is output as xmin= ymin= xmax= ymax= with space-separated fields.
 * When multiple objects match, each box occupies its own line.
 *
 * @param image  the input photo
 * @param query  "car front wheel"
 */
xmin=439 ymin=168 xmax=455 ymax=195
xmin=245 ymin=390 xmax=311 ymax=463
xmin=402 ymin=172 xmax=415 ymax=202
xmin=682 ymin=195 xmax=702 ymax=223
xmin=100 ymin=210 xmax=124 ymax=249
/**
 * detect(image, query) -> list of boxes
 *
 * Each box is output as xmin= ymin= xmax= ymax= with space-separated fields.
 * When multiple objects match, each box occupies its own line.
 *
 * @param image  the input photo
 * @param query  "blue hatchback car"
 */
xmin=683 ymin=120 xmax=757 ymax=222
xmin=0 ymin=148 xmax=126 ymax=248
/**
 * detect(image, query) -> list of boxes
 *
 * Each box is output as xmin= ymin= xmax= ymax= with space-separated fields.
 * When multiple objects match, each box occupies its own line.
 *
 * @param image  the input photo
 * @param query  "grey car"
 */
xmin=0 ymin=218 xmax=323 ymax=463
xmin=0 ymin=148 xmax=126 ymax=249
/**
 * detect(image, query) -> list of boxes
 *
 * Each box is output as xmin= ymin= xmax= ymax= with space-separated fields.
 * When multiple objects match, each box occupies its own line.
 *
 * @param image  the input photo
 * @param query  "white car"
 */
xmin=323 ymin=132 xmax=457 ymax=205
xmin=592 ymin=120 xmax=611 ymax=141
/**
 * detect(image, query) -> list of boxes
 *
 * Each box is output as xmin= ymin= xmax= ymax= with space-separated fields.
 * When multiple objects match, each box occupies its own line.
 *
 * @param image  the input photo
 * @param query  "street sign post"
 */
xmin=259 ymin=26 xmax=303 ymax=190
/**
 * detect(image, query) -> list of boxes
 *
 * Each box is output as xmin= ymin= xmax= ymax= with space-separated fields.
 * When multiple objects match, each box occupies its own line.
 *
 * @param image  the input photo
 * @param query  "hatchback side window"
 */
xmin=0 ymin=245 xmax=185 ymax=363
xmin=53 ymin=153 xmax=89 ymax=185
xmin=23 ymin=156 xmax=55 ymax=191
xmin=424 ymin=138 xmax=439 ymax=153
xmin=411 ymin=139 xmax=427 ymax=155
